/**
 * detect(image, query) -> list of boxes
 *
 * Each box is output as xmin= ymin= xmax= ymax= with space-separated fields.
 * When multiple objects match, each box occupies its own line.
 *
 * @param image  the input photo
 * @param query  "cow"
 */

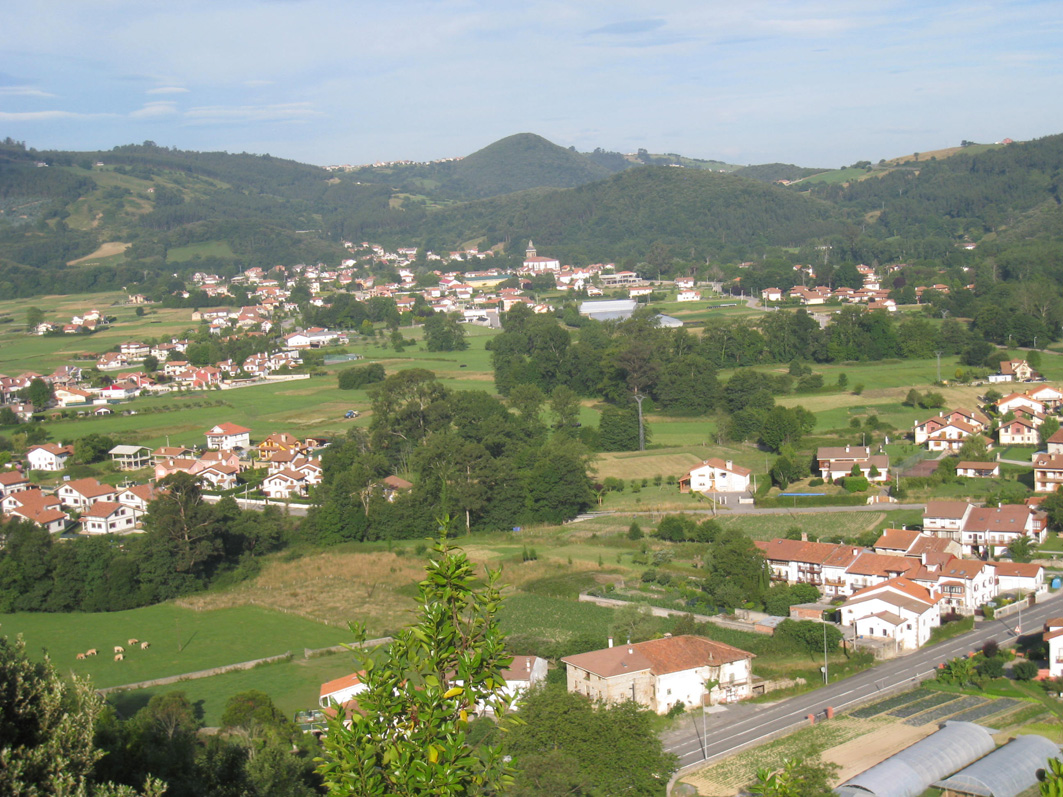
xmin=76 ymin=653 xmax=86 ymax=660
xmin=113 ymin=646 xmax=124 ymax=654
xmin=114 ymin=653 xmax=124 ymax=661
xmin=127 ymin=638 xmax=139 ymax=646
xmin=140 ymin=641 xmax=150 ymax=650
xmin=86 ymin=649 xmax=97 ymax=656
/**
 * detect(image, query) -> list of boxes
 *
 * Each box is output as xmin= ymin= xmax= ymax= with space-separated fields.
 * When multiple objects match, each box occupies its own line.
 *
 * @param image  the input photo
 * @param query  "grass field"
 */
xmin=2 ymin=604 xmax=349 ymax=689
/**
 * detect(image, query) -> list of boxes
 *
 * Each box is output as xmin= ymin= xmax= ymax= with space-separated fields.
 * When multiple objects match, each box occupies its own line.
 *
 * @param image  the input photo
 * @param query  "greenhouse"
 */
xmin=835 ymin=722 xmax=996 ymax=797
xmin=934 ymin=734 xmax=1060 ymax=797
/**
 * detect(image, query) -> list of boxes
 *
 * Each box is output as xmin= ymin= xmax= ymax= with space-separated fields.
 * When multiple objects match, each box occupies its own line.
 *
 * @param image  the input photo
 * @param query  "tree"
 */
xmin=318 ymin=528 xmax=515 ymax=795
xmin=141 ymin=355 xmax=159 ymax=373
xmin=1014 ymin=659 xmax=1039 ymax=681
xmin=1039 ymin=757 xmax=1063 ymax=797
xmin=26 ymin=306 xmax=45 ymax=330
xmin=958 ymin=434 xmax=992 ymax=462
xmin=1042 ymin=416 xmax=1061 ymax=448
xmin=505 ymin=686 xmax=677 ymax=797
xmin=749 ymin=755 xmax=840 ymax=797
xmin=423 ymin=313 xmax=468 ymax=352
xmin=1009 ymin=536 xmax=1035 ymax=564
xmin=0 ymin=635 xmax=163 ymax=797
xmin=337 ymin=363 xmax=386 ymax=390
xmin=598 ymin=405 xmax=642 ymax=452
xmin=19 ymin=377 xmax=53 ymax=409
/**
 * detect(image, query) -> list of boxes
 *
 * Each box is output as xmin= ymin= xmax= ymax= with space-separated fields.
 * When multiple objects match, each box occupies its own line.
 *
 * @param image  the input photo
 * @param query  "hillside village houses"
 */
xmin=562 ymin=635 xmax=757 ymax=714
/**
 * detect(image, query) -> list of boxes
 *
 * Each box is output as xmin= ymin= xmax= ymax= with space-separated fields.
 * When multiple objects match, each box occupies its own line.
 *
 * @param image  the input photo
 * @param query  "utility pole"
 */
xmin=935 ymin=351 xmax=942 ymax=383
xmin=823 ymin=622 xmax=829 ymax=685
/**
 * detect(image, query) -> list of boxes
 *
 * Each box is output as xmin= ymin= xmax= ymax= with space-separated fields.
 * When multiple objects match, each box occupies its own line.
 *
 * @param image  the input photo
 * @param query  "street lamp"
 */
xmin=823 ymin=622 xmax=829 ymax=685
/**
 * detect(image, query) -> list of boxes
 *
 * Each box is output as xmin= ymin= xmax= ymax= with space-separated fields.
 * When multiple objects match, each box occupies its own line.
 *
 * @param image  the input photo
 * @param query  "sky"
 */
xmin=2 ymin=1 xmax=1062 ymax=168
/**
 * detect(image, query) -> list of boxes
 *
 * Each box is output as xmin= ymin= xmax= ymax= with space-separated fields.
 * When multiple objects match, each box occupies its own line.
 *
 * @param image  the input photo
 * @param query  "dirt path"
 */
xmin=824 ymin=722 xmax=937 ymax=783
xmin=68 ymin=241 xmax=129 ymax=265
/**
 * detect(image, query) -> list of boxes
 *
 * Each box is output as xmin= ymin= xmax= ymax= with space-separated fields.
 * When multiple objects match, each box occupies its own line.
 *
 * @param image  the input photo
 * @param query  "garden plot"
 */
xmin=948 ymin=698 xmax=1023 ymax=725
xmin=850 ymin=688 xmax=929 ymax=719
xmin=905 ymin=695 xmax=987 ymax=726
xmin=888 ymin=692 xmax=961 ymax=719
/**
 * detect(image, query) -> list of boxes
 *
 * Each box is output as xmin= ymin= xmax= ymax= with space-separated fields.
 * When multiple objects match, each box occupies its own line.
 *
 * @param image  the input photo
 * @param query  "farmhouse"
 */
xmin=81 ymin=501 xmax=138 ymax=535
xmin=58 ymin=478 xmax=117 ymax=511
xmin=998 ymin=417 xmax=1039 ymax=446
xmin=319 ymin=672 xmax=367 ymax=709
xmin=955 ymin=461 xmax=1000 ymax=478
xmin=678 ymin=458 xmax=751 ymax=495
xmin=0 ymin=470 xmax=31 ymax=498
xmin=562 ymin=635 xmax=756 ymax=714
xmin=992 ymin=359 xmax=1038 ymax=383
xmin=1033 ymin=453 xmax=1063 ymax=493
xmin=1 ymin=489 xmax=69 ymax=533
xmin=26 ymin=443 xmax=74 ymax=471
xmin=840 ymin=577 xmax=940 ymax=652
xmin=205 ymin=423 xmax=251 ymax=450
xmin=923 ymin=500 xmax=1046 ymax=557
xmin=815 ymin=446 xmax=889 ymax=482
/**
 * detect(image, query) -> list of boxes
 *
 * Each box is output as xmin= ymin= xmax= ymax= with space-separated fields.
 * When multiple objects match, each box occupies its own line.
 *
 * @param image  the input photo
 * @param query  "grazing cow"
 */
xmin=113 ymin=646 xmax=124 ymax=654
xmin=140 ymin=641 xmax=150 ymax=650
xmin=76 ymin=653 xmax=86 ymax=660
xmin=127 ymin=638 xmax=139 ymax=646
xmin=86 ymin=649 xmax=97 ymax=656
xmin=114 ymin=653 xmax=124 ymax=661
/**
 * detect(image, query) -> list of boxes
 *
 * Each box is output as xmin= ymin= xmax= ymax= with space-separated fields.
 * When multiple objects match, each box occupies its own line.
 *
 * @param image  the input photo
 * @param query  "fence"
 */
xmin=97 ymin=636 xmax=392 ymax=696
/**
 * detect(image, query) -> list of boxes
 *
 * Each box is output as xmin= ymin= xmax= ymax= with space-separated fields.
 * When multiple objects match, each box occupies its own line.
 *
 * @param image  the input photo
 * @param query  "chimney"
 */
xmin=725 ymin=460 xmax=733 ymax=470
xmin=628 ymin=647 xmax=634 ymax=654
xmin=845 ymin=445 xmax=850 ymax=453
xmin=801 ymin=531 xmax=808 ymax=542
xmin=608 ymin=637 xmax=613 ymax=648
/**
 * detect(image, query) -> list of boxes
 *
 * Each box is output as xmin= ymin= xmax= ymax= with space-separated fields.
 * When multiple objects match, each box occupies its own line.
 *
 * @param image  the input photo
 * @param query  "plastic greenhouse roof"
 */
xmin=933 ymin=735 xmax=1060 ymax=797
xmin=835 ymin=722 xmax=996 ymax=797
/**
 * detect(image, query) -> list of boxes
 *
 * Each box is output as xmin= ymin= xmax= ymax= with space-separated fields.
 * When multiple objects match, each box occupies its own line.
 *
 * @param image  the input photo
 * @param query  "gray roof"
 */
xmin=934 ymin=735 xmax=1060 ymax=797
xmin=109 ymin=445 xmax=150 ymax=455
xmin=835 ymin=722 xmax=995 ymax=797
xmin=579 ymin=299 xmax=637 ymax=321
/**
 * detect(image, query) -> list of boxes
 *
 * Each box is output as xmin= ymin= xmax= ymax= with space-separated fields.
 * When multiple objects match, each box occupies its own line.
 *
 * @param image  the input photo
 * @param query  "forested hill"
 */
xmin=342 ymin=133 xmax=617 ymax=201
xmin=408 ymin=165 xmax=842 ymax=264
xmin=737 ymin=163 xmax=829 ymax=183
xmin=812 ymin=133 xmax=1063 ymax=241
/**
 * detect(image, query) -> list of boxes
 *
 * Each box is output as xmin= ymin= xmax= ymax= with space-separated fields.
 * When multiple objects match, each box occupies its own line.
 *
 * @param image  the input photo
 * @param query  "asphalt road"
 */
xmin=665 ymin=591 xmax=1063 ymax=776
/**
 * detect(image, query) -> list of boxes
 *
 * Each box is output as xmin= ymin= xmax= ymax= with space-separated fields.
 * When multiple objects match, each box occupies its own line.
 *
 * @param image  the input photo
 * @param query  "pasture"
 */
xmin=3 ymin=604 xmax=348 ymax=689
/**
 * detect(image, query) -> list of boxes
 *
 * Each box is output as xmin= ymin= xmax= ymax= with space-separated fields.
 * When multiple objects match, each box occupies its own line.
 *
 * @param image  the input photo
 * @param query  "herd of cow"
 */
xmin=75 ymin=638 xmax=150 ymax=662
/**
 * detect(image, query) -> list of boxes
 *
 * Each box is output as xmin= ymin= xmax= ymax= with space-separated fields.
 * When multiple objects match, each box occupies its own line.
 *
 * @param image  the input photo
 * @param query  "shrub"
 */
xmin=809 ymin=478 xmax=824 ymax=487
xmin=1013 ymin=660 xmax=1039 ymax=681
xmin=666 ymin=701 xmax=686 ymax=718
xmin=982 ymin=639 xmax=999 ymax=659
xmin=978 ymin=656 xmax=1004 ymax=679
xmin=843 ymin=476 xmax=869 ymax=493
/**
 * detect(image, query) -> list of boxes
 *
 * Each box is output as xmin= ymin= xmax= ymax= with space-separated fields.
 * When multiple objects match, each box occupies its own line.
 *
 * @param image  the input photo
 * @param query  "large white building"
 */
xmin=679 ymin=458 xmax=751 ymax=494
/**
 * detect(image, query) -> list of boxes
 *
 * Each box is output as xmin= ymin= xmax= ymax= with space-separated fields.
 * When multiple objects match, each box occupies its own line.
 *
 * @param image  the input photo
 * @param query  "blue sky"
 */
xmin=2 ymin=1 xmax=1061 ymax=168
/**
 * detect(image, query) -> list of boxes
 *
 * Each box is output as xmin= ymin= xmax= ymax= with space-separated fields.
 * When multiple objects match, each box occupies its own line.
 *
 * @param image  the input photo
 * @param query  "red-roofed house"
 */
xmin=2 ymin=488 xmax=68 ymax=533
xmin=57 ymin=478 xmax=117 ymax=511
xmin=81 ymin=501 xmax=138 ymax=535
xmin=1045 ymin=619 xmax=1063 ymax=678
xmin=26 ymin=443 xmax=74 ymax=472
xmin=206 ymin=423 xmax=251 ymax=450
xmin=987 ymin=561 xmax=1044 ymax=594
xmin=563 ymin=635 xmax=755 ymax=714
xmin=0 ymin=470 xmax=31 ymax=499
xmin=678 ymin=458 xmax=751 ymax=494
xmin=319 ymin=672 xmax=366 ymax=709
xmin=840 ymin=578 xmax=940 ymax=652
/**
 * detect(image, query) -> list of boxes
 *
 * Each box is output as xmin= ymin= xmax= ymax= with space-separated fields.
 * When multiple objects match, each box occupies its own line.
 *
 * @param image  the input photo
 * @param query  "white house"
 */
xmin=1033 ymin=453 xmax=1063 ymax=493
xmin=841 ymin=577 xmax=941 ymax=652
xmin=319 ymin=672 xmax=367 ymax=709
xmin=1 ymin=488 xmax=68 ymax=533
xmin=26 ymin=443 xmax=74 ymax=471
xmin=81 ymin=501 xmax=138 ymax=535
xmin=0 ymin=470 xmax=31 ymax=498
xmin=955 ymin=461 xmax=1000 ymax=479
xmin=205 ymin=423 xmax=251 ymax=450
xmin=563 ymin=635 xmax=756 ymax=714
xmin=262 ymin=468 xmax=307 ymax=499
xmin=500 ymin=655 xmax=549 ymax=706
xmin=1046 ymin=619 xmax=1063 ymax=679
xmin=816 ymin=446 xmax=889 ymax=482
xmin=57 ymin=478 xmax=117 ymax=511
xmin=679 ymin=458 xmax=752 ymax=495
xmin=923 ymin=501 xmax=1046 ymax=558
xmin=998 ymin=418 xmax=1039 ymax=447
xmin=987 ymin=561 xmax=1044 ymax=595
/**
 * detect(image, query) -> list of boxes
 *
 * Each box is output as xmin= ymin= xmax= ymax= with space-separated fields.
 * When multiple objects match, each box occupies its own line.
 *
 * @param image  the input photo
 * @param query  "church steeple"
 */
xmin=525 ymin=240 xmax=536 ymax=259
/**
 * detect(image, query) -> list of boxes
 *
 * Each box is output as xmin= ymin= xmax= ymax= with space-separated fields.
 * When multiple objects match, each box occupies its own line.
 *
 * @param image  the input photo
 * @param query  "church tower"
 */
xmin=525 ymin=240 xmax=536 ymax=259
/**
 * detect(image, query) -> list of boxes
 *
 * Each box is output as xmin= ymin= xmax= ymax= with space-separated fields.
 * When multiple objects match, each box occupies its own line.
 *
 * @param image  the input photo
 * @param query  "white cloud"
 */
xmin=147 ymin=86 xmax=189 ymax=95
xmin=131 ymin=101 xmax=179 ymax=119
xmin=184 ymin=102 xmax=323 ymax=124
xmin=0 ymin=85 xmax=56 ymax=97
xmin=0 ymin=110 xmax=88 ymax=121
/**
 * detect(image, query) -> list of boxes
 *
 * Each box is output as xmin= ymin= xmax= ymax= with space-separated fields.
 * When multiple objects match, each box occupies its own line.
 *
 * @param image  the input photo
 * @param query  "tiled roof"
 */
xmin=562 ymin=635 xmax=753 ymax=679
